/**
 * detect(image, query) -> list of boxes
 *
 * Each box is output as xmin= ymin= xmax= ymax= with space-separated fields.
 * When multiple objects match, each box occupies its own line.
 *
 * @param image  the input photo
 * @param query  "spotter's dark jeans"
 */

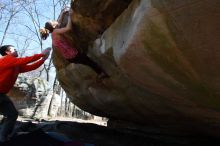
xmin=0 ymin=93 xmax=18 ymax=141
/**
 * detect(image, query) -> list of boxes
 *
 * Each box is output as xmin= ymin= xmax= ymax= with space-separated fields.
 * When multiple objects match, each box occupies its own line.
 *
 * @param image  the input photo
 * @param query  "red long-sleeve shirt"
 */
xmin=0 ymin=54 xmax=44 ymax=93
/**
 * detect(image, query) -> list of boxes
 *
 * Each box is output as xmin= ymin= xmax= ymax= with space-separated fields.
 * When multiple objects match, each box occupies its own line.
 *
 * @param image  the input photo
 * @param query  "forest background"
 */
xmin=0 ymin=0 xmax=71 ymax=85
xmin=0 ymin=0 xmax=92 ymax=119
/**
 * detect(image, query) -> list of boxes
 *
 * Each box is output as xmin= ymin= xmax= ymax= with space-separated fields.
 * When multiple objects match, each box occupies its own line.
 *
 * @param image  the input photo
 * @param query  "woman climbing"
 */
xmin=39 ymin=8 xmax=109 ymax=79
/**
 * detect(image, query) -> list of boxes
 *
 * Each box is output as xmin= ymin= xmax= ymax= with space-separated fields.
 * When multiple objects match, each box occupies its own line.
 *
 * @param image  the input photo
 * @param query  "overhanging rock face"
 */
xmin=52 ymin=0 xmax=220 ymax=137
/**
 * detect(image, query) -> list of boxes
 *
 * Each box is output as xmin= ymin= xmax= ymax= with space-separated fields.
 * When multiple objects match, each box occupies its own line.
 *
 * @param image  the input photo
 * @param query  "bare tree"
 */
xmin=14 ymin=36 xmax=32 ymax=57
xmin=58 ymin=0 xmax=70 ymax=10
xmin=0 ymin=0 xmax=79 ymax=119
xmin=21 ymin=0 xmax=54 ymax=81
xmin=46 ymin=0 xmax=70 ymax=116
xmin=0 ymin=0 xmax=25 ymax=45
xmin=21 ymin=0 xmax=70 ymax=81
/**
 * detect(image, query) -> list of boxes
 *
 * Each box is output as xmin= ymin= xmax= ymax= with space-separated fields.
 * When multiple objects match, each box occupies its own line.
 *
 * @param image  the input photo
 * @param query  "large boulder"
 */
xmin=53 ymin=0 xmax=220 ymax=137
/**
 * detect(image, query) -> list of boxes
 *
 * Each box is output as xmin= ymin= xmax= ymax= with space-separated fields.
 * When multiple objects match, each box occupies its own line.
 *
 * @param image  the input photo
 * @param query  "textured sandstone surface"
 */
xmin=52 ymin=0 xmax=220 ymax=136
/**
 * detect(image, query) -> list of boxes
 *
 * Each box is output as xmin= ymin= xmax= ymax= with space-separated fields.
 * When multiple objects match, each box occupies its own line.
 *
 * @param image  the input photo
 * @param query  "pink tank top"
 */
xmin=52 ymin=33 xmax=78 ymax=59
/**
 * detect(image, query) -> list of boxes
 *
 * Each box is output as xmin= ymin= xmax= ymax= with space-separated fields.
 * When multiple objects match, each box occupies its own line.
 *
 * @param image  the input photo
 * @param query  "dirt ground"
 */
xmin=1 ymin=116 xmax=220 ymax=146
xmin=17 ymin=116 xmax=107 ymax=126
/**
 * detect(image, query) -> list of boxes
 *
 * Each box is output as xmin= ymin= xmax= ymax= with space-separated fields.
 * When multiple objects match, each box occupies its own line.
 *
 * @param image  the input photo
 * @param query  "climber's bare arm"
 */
xmin=57 ymin=8 xmax=69 ymax=24
xmin=54 ymin=9 xmax=73 ymax=35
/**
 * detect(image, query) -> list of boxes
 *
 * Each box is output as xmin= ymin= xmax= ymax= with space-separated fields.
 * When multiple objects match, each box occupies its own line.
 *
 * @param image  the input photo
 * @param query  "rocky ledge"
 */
xmin=52 ymin=0 xmax=220 ymax=138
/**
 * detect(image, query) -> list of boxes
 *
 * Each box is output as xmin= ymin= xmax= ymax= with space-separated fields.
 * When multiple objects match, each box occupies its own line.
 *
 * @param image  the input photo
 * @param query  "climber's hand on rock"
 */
xmin=61 ymin=7 xmax=69 ymax=12
xmin=60 ymin=8 xmax=69 ymax=17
